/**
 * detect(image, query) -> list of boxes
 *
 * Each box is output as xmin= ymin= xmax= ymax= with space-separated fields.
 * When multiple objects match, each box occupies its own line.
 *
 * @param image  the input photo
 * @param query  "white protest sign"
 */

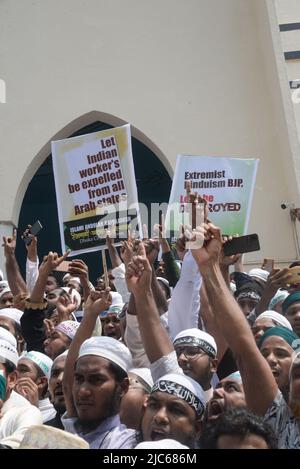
xmin=166 ymin=155 xmax=259 ymax=236
xmin=52 ymin=124 xmax=141 ymax=255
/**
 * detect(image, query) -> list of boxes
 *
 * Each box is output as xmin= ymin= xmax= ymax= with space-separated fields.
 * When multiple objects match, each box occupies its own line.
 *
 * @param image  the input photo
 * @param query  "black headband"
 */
xmin=151 ymin=379 xmax=204 ymax=417
xmin=173 ymin=336 xmax=216 ymax=358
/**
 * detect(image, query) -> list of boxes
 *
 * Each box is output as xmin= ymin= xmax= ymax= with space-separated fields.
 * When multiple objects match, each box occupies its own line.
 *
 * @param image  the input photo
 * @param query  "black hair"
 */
xmin=1 ymin=358 xmax=16 ymax=374
xmin=107 ymin=362 xmax=127 ymax=384
xmin=200 ymin=408 xmax=277 ymax=449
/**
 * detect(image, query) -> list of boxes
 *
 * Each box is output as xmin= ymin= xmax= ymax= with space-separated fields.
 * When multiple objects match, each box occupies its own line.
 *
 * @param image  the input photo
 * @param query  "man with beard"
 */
xmin=62 ymin=289 xmax=139 ymax=448
xmin=45 ymin=351 xmax=68 ymax=429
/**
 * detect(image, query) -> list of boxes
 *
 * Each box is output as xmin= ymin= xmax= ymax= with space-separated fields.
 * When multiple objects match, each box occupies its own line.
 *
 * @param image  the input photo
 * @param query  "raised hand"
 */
xmin=56 ymin=293 xmax=77 ymax=322
xmin=190 ymin=222 xmax=223 ymax=267
xmin=84 ymin=289 xmax=112 ymax=316
xmin=21 ymin=225 xmax=38 ymax=261
xmin=40 ymin=251 xmax=69 ymax=275
xmin=68 ymin=259 xmax=89 ymax=281
xmin=125 ymin=241 xmax=152 ymax=294
xmin=2 ymin=228 xmax=17 ymax=258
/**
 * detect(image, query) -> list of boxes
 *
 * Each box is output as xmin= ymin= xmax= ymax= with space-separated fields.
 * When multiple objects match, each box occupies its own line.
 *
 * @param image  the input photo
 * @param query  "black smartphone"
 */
xmin=223 ymin=233 xmax=260 ymax=256
xmin=23 ymin=220 xmax=43 ymax=245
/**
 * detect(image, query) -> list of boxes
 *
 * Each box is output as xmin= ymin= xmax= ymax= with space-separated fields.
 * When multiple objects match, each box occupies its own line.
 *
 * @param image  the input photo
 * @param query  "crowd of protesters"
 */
xmin=0 ymin=191 xmax=300 ymax=449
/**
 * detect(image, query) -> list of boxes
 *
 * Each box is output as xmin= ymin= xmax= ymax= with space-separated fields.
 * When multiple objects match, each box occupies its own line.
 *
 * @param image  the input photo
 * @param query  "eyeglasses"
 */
xmin=175 ymin=346 xmax=206 ymax=360
xmin=100 ymin=315 xmax=120 ymax=325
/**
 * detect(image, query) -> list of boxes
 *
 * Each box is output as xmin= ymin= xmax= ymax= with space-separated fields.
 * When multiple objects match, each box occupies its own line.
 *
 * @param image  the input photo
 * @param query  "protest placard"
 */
xmin=52 ymin=124 xmax=141 ymax=255
xmin=166 ymin=155 xmax=259 ymax=237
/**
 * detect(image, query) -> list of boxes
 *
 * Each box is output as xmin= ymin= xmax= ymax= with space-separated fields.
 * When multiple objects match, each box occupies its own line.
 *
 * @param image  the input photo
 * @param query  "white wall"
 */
xmin=1 ymin=0 xmax=300 ymax=268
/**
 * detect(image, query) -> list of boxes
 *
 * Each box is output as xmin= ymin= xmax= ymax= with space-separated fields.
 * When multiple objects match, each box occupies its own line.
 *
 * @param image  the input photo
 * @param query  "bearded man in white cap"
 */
xmin=62 ymin=289 xmax=139 ymax=448
xmin=0 ymin=329 xmax=42 ymax=448
xmin=16 ymin=351 xmax=55 ymax=423
xmin=141 ymin=372 xmax=205 ymax=448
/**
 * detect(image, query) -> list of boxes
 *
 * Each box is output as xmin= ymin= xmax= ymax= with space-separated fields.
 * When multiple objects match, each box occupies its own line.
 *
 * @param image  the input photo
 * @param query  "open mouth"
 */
xmin=151 ymin=429 xmax=168 ymax=441
xmin=271 ymin=369 xmax=280 ymax=378
xmin=208 ymin=400 xmax=224 ymax=419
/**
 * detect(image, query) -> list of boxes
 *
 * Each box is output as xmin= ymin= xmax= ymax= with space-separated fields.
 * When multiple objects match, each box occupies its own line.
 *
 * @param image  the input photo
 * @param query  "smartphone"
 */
xmin=23 ymin=220 xmax=43 ymax=245
xmin=223 ymin=234 xmax=260 ymax=256
xmin=287 ymin=266 xmax=300 ymax=285
xmin=262 ymin=258 xmax=274 ymax=273
xmin=54 ymin=260 xmax=71 ymax=272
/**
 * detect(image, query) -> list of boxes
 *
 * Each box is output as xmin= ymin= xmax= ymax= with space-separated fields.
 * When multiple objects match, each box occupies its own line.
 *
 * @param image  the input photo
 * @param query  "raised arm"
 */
xmin=30 ymin=251 xmax=68 ymax=303
xmin=68 ymin=259 xmax=91 ymax=303
xmin=125 ymin=241 xmax=174 ymax=363
xmin=191 ymin=223 xmax=278 ymax=416
xmin=254 ymin=268 xmax=291 ymax=316
xmin=106 ymin=234 xmax=122 ymax=268
xmin=3 ymin=229 xmax=27 ymax=295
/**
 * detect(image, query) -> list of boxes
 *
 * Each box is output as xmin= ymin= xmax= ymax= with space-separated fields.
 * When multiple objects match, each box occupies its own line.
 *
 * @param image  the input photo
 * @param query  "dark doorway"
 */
xmin=16 ymin=121 xmax=172 ymax=283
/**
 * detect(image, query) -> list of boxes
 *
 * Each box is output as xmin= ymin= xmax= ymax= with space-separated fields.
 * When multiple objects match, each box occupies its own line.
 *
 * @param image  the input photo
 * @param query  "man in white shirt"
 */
xmin=0 ymin=329 xmax=42 ymax=448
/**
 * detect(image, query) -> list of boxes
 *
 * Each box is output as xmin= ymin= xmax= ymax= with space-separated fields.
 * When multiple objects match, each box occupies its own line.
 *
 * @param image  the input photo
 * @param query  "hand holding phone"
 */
xmin=223 ymin=234 xmax=260 ymax=257
xmin=23 ymin=221 xmax=43 ymax=246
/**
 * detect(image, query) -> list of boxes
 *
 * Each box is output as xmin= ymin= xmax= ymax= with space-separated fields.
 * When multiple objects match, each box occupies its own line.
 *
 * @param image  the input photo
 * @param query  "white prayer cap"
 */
xmin=21 ymin=351 xmax=53 ymax=380
xmin=0 ymin=288 xmax=12 ymax=300
xmin=224 ymin=371 xmax=242 ymax=384
xmin=173 ymin=328 xmax=217 ymax=358
xmin=110 ymin=291 xmax=124 ymax=306
xmin=0 ymin=327 xmax=17 ymax=348
xmin=0 ymin=339 xmax=19 ymax=367
xmin=135 ymin=439 xmax=188 ymax=449
xmin=249 ymin=268 xmax=269 ymax=283
xmin=151 ymin=373 xmax=205 ymax=417
xmin=256 ymin=311 xmax=292 ymax=331
xmin=0 ymin=307 xmax=23 ymax=325
xmin=129 ymin=367 xmax=153 ymax=391
xmin=55 ymin=320 xmax=80 ymax=341
xmin=19 ymin=425 xmax=89 ymax=449
xmin=62 ymin=273 xmax=71 ymax=282
xmin=78 ymin=336 xmax=132 ymax=373
xmin=269 ymin=290 xmax=289 ymax=311
xmin=0 ymin=280 xmax=9 ymax=291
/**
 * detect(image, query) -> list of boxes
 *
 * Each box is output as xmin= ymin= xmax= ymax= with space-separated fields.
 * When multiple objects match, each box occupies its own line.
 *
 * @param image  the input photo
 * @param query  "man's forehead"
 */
xmin=218 ymin=378 xmax=243 ymax=388
xmin=18 ymin=357 xmax=34 ymax=368
xmin=150 ymin=390 xmax=189 ymax=406
xmin=51 ymin=357 xmax=66 ymax=370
